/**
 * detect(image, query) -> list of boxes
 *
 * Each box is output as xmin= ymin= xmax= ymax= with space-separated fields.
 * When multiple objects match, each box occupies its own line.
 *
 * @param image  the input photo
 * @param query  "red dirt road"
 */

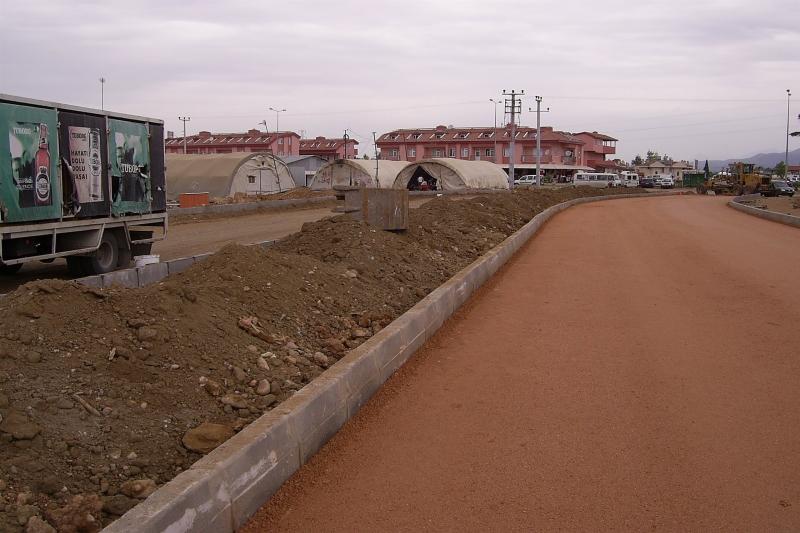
xmin=244 ymin=196 xmax=800 ymax=531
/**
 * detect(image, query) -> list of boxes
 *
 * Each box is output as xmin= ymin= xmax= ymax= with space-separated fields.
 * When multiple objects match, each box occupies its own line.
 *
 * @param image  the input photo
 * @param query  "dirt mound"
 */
xmin=0 ymin=187 xmax=639 ymax=531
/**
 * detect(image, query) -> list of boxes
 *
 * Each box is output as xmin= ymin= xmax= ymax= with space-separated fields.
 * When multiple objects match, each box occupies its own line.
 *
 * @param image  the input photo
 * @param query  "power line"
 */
xmin=543 ymin=95 xmax=786 ymax=103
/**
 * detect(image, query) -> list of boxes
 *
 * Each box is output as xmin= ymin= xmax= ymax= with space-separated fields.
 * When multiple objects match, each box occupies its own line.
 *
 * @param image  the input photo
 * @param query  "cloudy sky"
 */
xmin=2 ymin=0 xmax=798 ymax=162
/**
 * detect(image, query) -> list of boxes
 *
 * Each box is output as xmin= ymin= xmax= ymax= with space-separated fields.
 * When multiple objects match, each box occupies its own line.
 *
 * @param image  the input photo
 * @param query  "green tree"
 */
xmin=632 ymin=154 xmax=643 ymax=166
xmin=775 ymin=161 xmax=787 ymax=177
xmin=645 ymin=150 xmax=660 ymax=162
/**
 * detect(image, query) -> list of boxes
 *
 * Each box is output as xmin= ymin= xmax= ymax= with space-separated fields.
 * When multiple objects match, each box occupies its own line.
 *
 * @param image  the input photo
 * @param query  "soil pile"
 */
xmin=0 ymin=187 xmax=638 ymax=531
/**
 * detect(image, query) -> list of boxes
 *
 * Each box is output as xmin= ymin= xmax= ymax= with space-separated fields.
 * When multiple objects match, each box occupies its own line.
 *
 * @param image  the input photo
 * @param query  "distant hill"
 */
xmin=707 ymin=148 xmax=800 ymax=172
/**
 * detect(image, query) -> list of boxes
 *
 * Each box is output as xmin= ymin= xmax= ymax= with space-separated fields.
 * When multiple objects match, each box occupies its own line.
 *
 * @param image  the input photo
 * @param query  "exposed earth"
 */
xmin=0 ymin=187 xmax=640 ymax=531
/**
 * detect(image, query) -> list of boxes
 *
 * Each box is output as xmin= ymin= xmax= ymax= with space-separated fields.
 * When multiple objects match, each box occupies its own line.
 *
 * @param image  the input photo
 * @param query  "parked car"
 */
xmin=653 ymin=176 xmax=663 ymax=187
xmin=514 ymin=174 xmax=541 ymax=186
xmin=660 ymin=176 xmax=675 ymax=189
xmin=639 ymin=177 xmax=655 ymax=188
xmin=786 ymin=175 xmax=800 ymax=188
xmin=765 ymin=180 xmax=795 ymax=197
xmin=609 ymin=176 xmax=623 ymax=188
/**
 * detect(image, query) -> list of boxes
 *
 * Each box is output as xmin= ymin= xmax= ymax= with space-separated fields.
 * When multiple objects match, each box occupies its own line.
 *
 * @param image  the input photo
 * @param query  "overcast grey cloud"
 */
xmin=1 ymin=0 xmax=798 ymax=161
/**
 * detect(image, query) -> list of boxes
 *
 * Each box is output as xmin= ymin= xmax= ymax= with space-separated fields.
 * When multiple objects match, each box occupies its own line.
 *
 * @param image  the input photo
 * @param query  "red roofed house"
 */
xmin=165 ymin=129 xmax=300 ymax=156
xmin=573 ymin=131 xmax=618 ymax=168
xmin=299 ymin=136 xmax=359 ymax=160
xmin=376 ymin=124 xmax=602 ymax=179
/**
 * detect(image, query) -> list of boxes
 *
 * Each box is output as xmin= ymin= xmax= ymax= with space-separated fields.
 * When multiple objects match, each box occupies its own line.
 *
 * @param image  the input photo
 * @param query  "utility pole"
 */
xmin=343 ymin=130 xmax=349 ymax=160
xmin=373 ymin=131 xmax=379 ymax=187
xmin=786 ymin=89 xmax=792 ymax=174
xmin=489 ymin=98 xmax=502 ymax=163
xmin=178 ymin=116 xmax=191 ymax=154
xmin=269 ymin=107 xmax=286 ymax=133
xmin=503 ymin=89 xmax=524 ymax=188
xmin=99 ymin=77 xmax=106 ymax=110
xmin=529 ymin=97 xmax=550 ymax=182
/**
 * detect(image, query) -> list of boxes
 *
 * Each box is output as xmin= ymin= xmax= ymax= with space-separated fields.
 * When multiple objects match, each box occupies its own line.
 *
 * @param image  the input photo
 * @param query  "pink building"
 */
xmin=573 ymin=132 xmax=618 ymax=168
xmin=165 ymin=129 xmax=300 ymax=156
xmin=299 ymin=136 xmax=359 ymax=160
xmin=376 ymin=124 xmax=615 ymax=177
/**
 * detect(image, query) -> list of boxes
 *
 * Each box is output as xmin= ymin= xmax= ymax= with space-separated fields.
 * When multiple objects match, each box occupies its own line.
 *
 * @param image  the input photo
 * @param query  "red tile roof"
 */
xmin=576 ymin=131 xmax=618 ymax=142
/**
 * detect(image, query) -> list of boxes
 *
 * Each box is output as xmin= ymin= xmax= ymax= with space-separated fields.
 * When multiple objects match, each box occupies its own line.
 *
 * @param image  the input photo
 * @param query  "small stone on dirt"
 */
xmin=136 ymin=326 xmax=158 ymax=341
xmin=255 ymin=379 xmax=271 ymax=396
xmin=26 ymin=516 xmax=55 ymax=533
xmin=182 ymin=422 xmax=234 ymax=454
xmin=102 ymin=494 xmax=138 ymax=516
xmin=119 ymin=479 xmax=157 ymax=499
xmin=220 ymin=394 xmax=248 ymax=409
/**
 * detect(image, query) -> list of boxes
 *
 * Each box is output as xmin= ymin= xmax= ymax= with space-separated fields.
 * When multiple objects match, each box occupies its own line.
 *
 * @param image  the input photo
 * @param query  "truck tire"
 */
xmin=0 ymin=263 xmax=23 ymax=275
xmin=85 ymin=232 xmax=120 ymax=275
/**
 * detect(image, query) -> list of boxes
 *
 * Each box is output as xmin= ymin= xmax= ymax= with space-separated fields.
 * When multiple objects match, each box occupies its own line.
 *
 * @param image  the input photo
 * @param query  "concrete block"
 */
xmin=366 ymin=322 xmax=407 ymax=379
xmin=192 ymin=253 xmax=213 ymax=263
xmin=137 ymin=262 xmax=169 ymax=287
xmin=103 ymin=468 xmax=232 ymax=533
xmin=77 ymin=275 xmax=103 ymax=288
xmin=192 ymin=413 xmax=299 ymax=529
xmin=167 ymin=257 xmax=194 ymax=275
xmin=334 ymin=346 xmax=383 ymax=417
xmin=101 ymin=268 xmax=139 ymax=288
xmin=282 ymin=375 xmax=349 ymax=464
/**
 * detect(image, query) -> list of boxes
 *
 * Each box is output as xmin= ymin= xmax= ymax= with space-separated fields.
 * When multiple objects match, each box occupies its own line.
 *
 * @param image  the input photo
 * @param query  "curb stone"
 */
xmin=102 ymin=191 xmax=680 ymax=532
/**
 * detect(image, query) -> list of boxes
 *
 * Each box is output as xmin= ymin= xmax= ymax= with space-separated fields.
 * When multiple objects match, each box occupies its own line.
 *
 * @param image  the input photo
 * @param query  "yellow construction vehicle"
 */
xmin=696 ymin=163 xmax=769 ymax=195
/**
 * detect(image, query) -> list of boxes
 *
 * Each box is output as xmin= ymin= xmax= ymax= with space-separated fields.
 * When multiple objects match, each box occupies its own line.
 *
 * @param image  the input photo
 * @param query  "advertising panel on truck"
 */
xmin=0 ymin=102 xmax=62 ymax=223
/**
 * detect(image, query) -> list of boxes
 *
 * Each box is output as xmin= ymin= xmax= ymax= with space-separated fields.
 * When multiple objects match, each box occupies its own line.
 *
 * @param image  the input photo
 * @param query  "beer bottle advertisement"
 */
xmin=67 ymin=126 xmax=104 ymax=203
xmin=8 ymin=121 xmax=40 ymax=208
xmin=34 ymin=122 xmax=52 ymax=206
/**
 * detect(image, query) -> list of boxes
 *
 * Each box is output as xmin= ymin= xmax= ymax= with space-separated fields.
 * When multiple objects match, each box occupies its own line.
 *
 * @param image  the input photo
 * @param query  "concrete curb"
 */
xmin=101 ymin=191 xmax=681 ymax=533
xmin=729 ymin=195 xmax=800 ymax=228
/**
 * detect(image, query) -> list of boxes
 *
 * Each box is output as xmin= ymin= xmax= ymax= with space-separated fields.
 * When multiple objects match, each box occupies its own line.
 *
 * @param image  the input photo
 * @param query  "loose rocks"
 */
xmin=182 ymin=422 xmax=235 ymax=454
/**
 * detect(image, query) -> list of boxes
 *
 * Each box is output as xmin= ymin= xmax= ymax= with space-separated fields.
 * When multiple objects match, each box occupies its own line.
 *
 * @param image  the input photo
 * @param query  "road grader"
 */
xmin=696 ymin=162 xmax=771 ymax=195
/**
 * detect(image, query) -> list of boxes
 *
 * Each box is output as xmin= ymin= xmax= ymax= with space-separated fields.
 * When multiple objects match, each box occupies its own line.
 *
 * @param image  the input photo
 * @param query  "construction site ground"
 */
xmin=0 ymin=187 xmax=638 ymax=532
xmin=757 ymin=195 xmax=799 ymax=216
xmin=0 ymin=197 xmax=438 ymax=294
xmin=244 ymin=195 xmax=800 ymax=532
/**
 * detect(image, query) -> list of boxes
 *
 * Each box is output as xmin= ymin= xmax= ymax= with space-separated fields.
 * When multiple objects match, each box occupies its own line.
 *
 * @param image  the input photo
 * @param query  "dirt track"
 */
xmin=245 ymin=195 xmax=800 ymax=531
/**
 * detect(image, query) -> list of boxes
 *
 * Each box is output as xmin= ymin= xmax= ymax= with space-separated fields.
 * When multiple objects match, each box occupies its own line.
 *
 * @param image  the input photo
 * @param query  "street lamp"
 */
xmin=489 ymin=98 xmax=502 ymax=163
xmin=269 ymin=107 xmax=286 ymax=133
xmin=785 ymin=89 xmax=792 ymax=175
xmin=99 ymin=77 xmax=106 ymax=110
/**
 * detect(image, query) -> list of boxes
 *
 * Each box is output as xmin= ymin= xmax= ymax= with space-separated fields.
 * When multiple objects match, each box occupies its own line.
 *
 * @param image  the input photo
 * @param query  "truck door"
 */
xmin=108 ymin=118 xmax=151 ymax=216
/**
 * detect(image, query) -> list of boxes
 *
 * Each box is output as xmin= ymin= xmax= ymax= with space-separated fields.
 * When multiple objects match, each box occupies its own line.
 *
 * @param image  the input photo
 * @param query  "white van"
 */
xmin=514 ymin=174 xmax=541 ymax=186
xmin=620 ymin=171 xmax=639 ymax=188
xmin=573 ymin=172 xmax=615 ymax=188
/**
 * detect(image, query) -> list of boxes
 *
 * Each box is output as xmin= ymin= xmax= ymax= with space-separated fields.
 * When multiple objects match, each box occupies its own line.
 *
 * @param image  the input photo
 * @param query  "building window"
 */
xmin=434 ymin=132 xmax=445 ymax=139
xmin=433 ymin=149 xmax=442 ymax=157
xmin=449 ymin=148 xmax=456 ymax=157
xmin=248 ymin=176 xmax=256 ymax=184
xmin=486 ymin=149 xmax=494 ymax=157
xmin=462 ymin=148 xmax=469 ymax=157
xmin=409 ymin=148 xmax=416 ymax=157
xmin=278 ymin=138 xmax=283 ymax=145
xmin=474 ymin=149 xmax=481 ymax=160
xmin=391 ymin=149 xmax=399 ymax=157
xmin=409 ymin=133 xmax=422 ymax=140
xmin=504 ymin=147 xmax=510 ymax=157
xmin=456 ymin=132 xmax=470 ymax=139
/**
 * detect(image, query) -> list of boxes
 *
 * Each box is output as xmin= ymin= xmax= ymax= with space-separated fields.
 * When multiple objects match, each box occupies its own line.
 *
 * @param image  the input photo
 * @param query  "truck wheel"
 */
xmin=85 ymin=232 xmax=120 ymax=275
xmin=0 ymin=263 xmax=23 ymax=275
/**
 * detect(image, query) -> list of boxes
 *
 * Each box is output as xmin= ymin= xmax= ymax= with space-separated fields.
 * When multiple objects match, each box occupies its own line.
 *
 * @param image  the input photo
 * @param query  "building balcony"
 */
xmin=521 ymin=155 xmax=552 ymax=164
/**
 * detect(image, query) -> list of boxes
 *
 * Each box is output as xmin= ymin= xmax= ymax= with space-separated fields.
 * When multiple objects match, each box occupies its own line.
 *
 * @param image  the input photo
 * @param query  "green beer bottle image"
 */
xmin=34 ymin=123 xmax=52 ymax=206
